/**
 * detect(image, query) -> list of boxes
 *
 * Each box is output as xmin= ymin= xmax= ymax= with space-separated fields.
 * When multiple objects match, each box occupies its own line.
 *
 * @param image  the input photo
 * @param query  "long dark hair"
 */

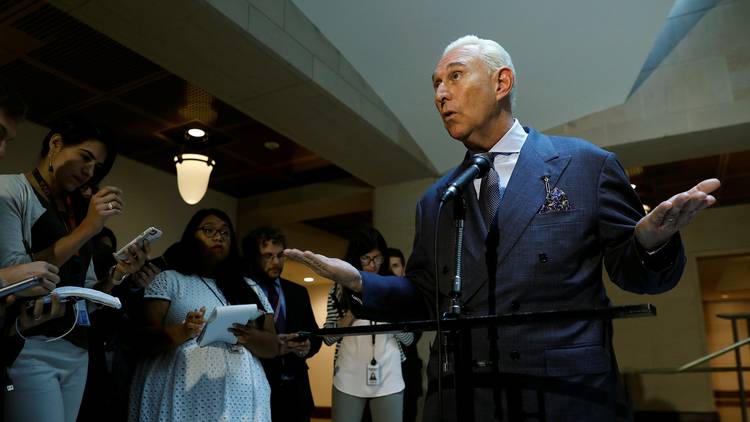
xmin=39 ymin=117 xmax=118 ymax=223
xmin=343 ymin=227 xmax=391 ymax=276
xmin=334 ymin=227 xmax=392 ymax=314
xmin=172 ymin=209 xmax=264 ymax=310
xmin=40 ymin=116 xmax=118 ymax=187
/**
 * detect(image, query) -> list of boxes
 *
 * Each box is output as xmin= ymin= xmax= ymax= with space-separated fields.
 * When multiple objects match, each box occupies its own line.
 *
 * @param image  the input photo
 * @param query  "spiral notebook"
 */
xmin=197 ymin=304 xmax=263 ymax=347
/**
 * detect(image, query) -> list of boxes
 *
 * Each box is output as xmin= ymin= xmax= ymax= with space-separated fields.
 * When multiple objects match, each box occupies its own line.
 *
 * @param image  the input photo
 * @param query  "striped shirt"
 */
xmin=323 ymin=284 xmax=413 ymax=366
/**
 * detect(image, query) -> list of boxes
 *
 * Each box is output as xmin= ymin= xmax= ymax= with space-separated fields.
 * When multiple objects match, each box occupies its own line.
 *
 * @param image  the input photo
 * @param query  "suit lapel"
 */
xmin=495 ymin=128 xmax=571 ymax=266
xmin=461 ymin=128 xmax=571 ymax=306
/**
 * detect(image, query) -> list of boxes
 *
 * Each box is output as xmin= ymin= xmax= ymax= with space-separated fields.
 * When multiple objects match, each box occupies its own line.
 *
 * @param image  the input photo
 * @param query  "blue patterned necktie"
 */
xmin=266 ymin=280 xmax=286 ymax=334
xmin=479 ymin=153 xmax=501 ymax=227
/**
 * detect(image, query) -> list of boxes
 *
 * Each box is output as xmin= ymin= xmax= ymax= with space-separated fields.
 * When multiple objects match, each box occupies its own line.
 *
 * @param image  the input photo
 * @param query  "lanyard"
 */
xmin=31 ymin=169 xmax=79 ymax=253
xmin=370 ymin=321 xmax=377 ymax=365
xmin=198 ymin=276 xmax=227 ymax=306
xmin=31 ymin=168 xmax=54 ymax=201
xmin=31 ymin=168 xmax=78 ymax=231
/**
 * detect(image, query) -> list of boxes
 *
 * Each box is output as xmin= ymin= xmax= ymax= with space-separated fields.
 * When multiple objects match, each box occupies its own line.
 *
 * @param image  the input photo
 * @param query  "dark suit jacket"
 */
xmin=260 ymin=278 xmax=322 ymax=416
xmin=358 ymin=127 xmax=686 ymax=421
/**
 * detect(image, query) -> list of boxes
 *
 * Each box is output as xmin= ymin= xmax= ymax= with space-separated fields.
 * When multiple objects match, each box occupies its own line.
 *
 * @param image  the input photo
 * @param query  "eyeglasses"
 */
xmin=198 ymin=226 xmax=231 ymax=239
xmin=359 ymin=254 xmax=384 ymax=267
xmin=261 ymin=252 xmax=286 ymax=262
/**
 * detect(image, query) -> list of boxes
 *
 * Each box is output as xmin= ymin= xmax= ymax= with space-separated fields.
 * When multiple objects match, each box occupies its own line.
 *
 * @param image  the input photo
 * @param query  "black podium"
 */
xmin=314 ymin=304 xmax=656 ymax=422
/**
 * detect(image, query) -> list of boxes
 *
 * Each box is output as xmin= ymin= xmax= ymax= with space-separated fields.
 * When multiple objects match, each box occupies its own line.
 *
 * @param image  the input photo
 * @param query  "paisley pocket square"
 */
xmin=538 ymin=176 xmax=572 ymax=214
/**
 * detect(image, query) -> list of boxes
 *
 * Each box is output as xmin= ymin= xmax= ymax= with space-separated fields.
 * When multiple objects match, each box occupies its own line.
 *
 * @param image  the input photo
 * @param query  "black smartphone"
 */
xmin=23 ymin=292 xmax=71 ymax=314
xmin=0 ymin=276 xmax=42 ymax=299
xmin=290 ymin=331 xmax=312 ymax=342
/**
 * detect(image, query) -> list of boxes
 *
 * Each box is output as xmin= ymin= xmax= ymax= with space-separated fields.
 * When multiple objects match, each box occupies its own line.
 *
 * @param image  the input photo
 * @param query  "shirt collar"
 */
xmin=258 ymin=275 xmax=280 ymax=290
xmin=488 ymin=119 xmax=527 ymax=154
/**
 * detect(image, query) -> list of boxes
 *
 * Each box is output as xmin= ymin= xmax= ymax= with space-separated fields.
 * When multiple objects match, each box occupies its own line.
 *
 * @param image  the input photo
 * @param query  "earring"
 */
xmin=48 ymin=156 xmax=53 ymax=172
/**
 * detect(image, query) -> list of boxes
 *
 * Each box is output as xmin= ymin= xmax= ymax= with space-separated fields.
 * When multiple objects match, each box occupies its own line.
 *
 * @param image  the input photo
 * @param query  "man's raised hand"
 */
xmin=283 ymin=249 xmax=363 ymax=293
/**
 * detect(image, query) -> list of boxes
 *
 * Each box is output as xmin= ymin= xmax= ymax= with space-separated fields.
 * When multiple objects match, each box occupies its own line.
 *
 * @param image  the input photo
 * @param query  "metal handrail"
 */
xmin=632 ymin=336 xmax=750 ymax=374
xmin=630 ymin=314 xmax=750 ymax=422
xmin=636 ymin=366 xmax=750 ymax=374
xmin=679 ymin=337 xmax=750 ymax=372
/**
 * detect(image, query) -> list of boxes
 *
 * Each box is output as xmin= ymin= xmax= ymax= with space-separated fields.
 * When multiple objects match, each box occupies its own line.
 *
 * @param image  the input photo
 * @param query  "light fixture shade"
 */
xmin=174 ymin=153 xmax=216 ymax=205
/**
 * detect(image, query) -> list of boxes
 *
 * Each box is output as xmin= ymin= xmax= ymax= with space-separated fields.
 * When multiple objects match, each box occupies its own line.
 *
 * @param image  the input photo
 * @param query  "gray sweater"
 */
xmin=0 ymin=173 xmax=97 ymax=287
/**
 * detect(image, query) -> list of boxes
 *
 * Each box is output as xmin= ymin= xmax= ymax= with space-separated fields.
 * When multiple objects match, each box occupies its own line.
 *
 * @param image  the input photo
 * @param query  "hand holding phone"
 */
xmin=289 ymin=331 xmax=311 ymax=342
xmin=113 ymin=227 xmax=162 ymax=262
xmin=284 ymin=331 xmax=312 ymax=357
xmin=0 ymin=262 xmax=60 ymax=298
xmin=18 ymin=293 xmax=67 ymax=331
xmin=0 ymin=276 xmax=42 ymax=299
xmin=112 ymin=227 xmax=162 ymax=283
xmin=129 ymin=261 xmax=162 ymax=289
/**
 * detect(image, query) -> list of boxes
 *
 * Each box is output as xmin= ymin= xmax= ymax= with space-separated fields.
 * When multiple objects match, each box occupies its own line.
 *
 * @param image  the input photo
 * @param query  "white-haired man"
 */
xmin=287 ymin=35 xmax=720 ymax=421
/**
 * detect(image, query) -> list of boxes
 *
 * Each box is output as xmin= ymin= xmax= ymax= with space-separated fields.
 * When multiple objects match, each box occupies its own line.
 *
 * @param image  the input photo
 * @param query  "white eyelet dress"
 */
xmin=128 ymin=271 xmax=273 ymax=422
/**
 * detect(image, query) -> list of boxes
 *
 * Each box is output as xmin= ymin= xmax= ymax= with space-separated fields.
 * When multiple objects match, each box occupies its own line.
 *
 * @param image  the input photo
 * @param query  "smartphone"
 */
xmin=0 ymin=276 xmax=42 ymax=299
xmin=24 ymin=294 xmax=71 ymax=308
xmin=114 ymin=227 xmax=163 ymax=262
xmin=23 ymin=294 xmax=72 ymax=316
xmin=290 ymin=331 xmax=312 ymax=342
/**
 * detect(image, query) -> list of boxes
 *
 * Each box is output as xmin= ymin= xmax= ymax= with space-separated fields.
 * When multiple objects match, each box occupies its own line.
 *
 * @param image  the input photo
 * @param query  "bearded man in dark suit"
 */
xmin=244 ymin=227 xmax=322 ymax=422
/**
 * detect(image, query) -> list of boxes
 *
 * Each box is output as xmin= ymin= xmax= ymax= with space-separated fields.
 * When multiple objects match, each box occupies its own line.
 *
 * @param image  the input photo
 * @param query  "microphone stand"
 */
xmin=440 ymin=194 xmax=474 ymax=422
xmin=447 ymin=195 xmax=466 ymax=317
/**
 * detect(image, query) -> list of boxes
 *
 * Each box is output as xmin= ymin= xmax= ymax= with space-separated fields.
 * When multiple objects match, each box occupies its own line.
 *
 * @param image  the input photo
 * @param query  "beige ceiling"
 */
xmin=51 ymin=0 xmax=677 ymax=185
xmin=292 ymin=0 xmax=676 ymax=173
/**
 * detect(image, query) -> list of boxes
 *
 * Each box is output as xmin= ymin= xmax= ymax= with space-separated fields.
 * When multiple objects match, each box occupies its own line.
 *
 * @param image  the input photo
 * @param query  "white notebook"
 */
xmin=47 ymin=286 xmax=122 ymax=309
xmin=197 ymin=304 xmax=264 ymax=347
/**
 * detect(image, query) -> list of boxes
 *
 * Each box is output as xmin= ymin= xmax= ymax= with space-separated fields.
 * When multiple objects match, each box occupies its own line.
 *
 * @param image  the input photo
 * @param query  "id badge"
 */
xmin=366 ymin=359 xmax=381 ymax=386
xmin=74 ymin=300 xmax=90 ymax=327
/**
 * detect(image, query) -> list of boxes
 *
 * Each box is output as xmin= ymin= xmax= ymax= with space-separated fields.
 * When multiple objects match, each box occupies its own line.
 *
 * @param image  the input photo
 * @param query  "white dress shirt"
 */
xmin=473 ymin=119 xmax=528 ymax=198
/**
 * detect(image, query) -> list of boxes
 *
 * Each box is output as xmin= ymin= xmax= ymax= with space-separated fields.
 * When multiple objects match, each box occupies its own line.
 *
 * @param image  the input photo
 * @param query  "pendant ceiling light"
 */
xmin=174 ymin=153 xmax=215 ymax=205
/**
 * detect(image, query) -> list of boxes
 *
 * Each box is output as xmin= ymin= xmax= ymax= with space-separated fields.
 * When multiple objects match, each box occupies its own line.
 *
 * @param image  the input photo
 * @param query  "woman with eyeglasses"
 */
xmin=323 ymin=227 xmax=414 ymax=422
xmin=129 ymin=209 xmax=278 ymax=422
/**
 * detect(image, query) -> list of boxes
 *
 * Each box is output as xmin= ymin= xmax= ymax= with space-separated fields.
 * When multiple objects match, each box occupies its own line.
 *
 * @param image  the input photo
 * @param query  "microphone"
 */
xmin=440 ymin=153 xmax=493 ymax=203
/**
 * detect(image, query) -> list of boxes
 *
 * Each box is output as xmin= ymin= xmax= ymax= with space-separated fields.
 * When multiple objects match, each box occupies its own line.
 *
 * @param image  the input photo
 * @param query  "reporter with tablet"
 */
xmin=130 ymin=209 xmax=278 ymax=422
